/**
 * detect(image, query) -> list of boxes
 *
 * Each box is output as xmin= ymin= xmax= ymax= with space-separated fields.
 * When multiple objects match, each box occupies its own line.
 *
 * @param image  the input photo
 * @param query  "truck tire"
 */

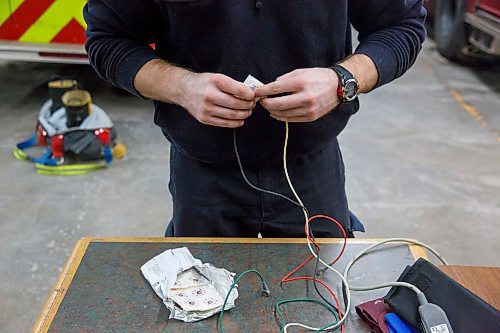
xmin=434 ymin=0 xmax=468 ymax=61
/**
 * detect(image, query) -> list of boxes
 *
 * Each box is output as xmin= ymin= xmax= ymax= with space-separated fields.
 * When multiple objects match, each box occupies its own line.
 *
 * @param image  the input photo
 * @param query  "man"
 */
xmin=84 ymin=1 xmax=426 ymax=238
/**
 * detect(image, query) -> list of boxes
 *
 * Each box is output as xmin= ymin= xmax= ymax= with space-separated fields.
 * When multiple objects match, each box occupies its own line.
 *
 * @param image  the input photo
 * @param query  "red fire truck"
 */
xmin=427 ymin=0 xmax=500 ymax=60
xmin=0 ymin=0 xmax=88 ymax=64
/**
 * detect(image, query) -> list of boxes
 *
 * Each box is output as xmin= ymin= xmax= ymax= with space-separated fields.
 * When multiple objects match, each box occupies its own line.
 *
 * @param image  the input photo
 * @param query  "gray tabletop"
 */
xmin=33 ymin=238 xmax=422 ymax=333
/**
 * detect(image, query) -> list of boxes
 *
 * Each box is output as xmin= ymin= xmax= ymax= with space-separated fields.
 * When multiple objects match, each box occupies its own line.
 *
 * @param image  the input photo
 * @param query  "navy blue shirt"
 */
xmin=84 ymin=0 xmax=426 ymax=166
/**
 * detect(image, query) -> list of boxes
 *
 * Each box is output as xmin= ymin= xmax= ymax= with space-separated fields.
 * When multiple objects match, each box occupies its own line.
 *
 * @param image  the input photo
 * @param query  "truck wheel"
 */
xmin=434 ymin=0 xmax=468 ymax=61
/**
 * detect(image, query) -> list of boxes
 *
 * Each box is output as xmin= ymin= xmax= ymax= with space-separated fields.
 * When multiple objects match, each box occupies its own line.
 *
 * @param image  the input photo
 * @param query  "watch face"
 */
xmin=344 ymin=79 xmax=358 ymax=101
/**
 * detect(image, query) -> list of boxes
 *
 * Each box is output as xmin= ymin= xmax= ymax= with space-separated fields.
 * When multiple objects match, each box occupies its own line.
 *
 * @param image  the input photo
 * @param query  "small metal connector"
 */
xmin=316 ymin=267 xmax=327 ymax=276
xmin=261 ymin=281 xmax=271 ymax=297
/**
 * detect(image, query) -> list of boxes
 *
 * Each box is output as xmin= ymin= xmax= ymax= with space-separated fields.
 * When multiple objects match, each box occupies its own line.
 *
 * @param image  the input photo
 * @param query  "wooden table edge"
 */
xmin=31 ymin=237 xmax=428 ymax=333
xmin=32 ymin=237 xmax=91 ymax=333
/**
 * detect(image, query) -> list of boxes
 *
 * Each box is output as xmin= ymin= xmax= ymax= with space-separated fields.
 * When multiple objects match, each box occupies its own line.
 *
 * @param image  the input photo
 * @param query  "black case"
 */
xmin=384 ymin=258 xmax=500 ymax=333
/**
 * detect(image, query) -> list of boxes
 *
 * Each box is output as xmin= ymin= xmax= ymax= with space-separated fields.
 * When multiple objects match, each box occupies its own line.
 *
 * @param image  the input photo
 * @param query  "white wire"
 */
xmin=282 ymin=122 xmax=350 ymax=332
xmin=281 ymin=122 xmax=448 ymax=333
xmin=344 ymin=238 xmax=448 ymax=294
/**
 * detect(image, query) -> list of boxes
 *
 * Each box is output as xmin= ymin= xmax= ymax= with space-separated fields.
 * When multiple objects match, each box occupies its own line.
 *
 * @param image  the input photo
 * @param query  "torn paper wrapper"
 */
xmin=243 ymin=74 xmax=264 ymax=91
xmin=141 ymin=247 xmax=238 ymax=322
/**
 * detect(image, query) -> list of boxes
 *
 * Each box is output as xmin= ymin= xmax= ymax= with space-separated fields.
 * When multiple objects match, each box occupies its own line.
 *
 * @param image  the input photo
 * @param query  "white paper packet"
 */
xmin=141 ymin=247 xmax=238 ymax=322
xmin=243 ymin=74 xmax=264 ymax=91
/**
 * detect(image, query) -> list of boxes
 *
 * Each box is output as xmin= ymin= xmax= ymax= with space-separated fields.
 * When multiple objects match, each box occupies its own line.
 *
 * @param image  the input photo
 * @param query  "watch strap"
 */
xmin=332 ymin=64 xmax=353 ymax=82
xmin=331 ymin=64 xmax=358 ymax=102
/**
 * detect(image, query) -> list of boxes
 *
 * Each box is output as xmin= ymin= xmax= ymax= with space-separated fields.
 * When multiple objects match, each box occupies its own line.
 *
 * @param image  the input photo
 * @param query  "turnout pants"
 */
xmin=165 ymin=139 xmax=364 ymax=238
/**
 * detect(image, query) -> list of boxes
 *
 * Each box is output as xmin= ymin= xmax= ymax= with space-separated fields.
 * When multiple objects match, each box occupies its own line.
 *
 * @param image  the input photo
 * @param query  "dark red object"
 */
xmin=51 ymin=134 xmax=64 ymax=159
xmin=38 ymin=52 xmax=88 ymax=60
xmin=337 ymin=83 xmax=344 ymax=100
xmin=477 ymin=0 xmax=500 ymax=17
xmin=355 ymin=298 xmax=392 ymax=333
xmin=37 ymin=124 xmax=47 ymax=147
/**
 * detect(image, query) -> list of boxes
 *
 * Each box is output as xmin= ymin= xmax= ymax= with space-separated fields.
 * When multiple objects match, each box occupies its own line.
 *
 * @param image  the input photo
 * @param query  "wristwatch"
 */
xmin=331 ymin=64 xmax=358 ymax=103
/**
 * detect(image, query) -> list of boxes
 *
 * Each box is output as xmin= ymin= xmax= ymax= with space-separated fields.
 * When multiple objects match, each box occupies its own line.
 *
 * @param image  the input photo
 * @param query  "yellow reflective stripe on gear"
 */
xmin=19 ymin=0 xmax=87 ymax=43
xmin=36 ymin=169 xmax=97 ymax=176
xmin=35 ymin=162 xmax=106 ymax=172
xmin=35 ymin=163 xmax=106 ymax=176
xmin=14 ymin=151 xmax=107 ymax=175
xmin=0 ymin=0 xmax=25 ymax=27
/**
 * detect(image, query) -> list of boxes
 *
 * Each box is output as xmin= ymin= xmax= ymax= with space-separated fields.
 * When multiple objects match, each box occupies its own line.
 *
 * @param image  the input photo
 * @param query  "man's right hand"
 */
xmin=134 ymin=59 xmax=255 ymax=128
xmin=176 ymin=72 xmax=255 ymax=128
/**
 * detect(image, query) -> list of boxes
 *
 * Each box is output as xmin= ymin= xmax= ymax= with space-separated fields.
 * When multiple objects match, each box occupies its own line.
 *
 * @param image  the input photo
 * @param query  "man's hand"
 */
xmin=253 ymin=55 xmax=378 ymax=123
xmin=134 ymin=59 xmax=255 ymax=128
xmin=254 ymin=68 xmax=339 ymax=122
xmin=175 ymin=72 xmax=256 ymax=128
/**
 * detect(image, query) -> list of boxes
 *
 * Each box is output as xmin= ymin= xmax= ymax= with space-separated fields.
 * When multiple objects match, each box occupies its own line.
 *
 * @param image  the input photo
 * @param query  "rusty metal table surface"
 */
xmin=33 ymin=238 xmax=426 ymax=333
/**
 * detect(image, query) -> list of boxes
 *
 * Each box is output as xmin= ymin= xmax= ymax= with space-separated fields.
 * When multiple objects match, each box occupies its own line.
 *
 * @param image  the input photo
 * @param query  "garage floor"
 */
xmin=0 ymin=40 xmax=499 ymax=332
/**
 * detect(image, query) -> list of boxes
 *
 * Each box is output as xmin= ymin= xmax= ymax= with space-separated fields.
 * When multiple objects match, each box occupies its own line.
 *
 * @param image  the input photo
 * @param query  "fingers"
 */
xmin=266 ymin=104 xmax=323 ymax=122
xmin=255 ymin=68 xmax=309 ymax=98
xmin=260 ymin=93 xmax=310 ymax=111
xmin=190 ymin=73 xmax=256 ymax=128
xmin=254 ymin=77 xmax=303 ymax=98
xmin=197 ymin=104 xmax=252 ymax=128
xmin=276 ymin=68 xmax=307 ymax=81
xmin=210 ymin=91 xmax=255 ymax=110
xmin=260 ymin=91 xmax=320 ymax=121
xmin=212 ymin=74 xmax=255 ymax=100
xmin=267 ymin=107 xmax=309 ymax=119
xmin=266 ymin=98 xmax=337 ymax=122
xmin=202 ymin=116 xmax=245 ymax=128
xmin=209 ymin=105 xmax=253 ymax=120
xmin=256 ymin=67 xmax=340 ymax=123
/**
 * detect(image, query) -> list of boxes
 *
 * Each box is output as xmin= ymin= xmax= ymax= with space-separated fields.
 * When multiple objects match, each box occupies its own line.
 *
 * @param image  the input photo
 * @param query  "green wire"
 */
xmin=218 ymin=270 xmax=340 ymax=332
xmin=275 ymin=298 xmax=340 ymax=333
xmin=218 ymin=269 xmax=269 ymax=333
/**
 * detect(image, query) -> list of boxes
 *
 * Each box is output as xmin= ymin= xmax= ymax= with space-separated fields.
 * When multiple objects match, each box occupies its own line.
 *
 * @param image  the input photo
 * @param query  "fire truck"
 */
xmin=0 ymin=0 xmax=88 ymax=64
xmin=427 ymin=0 xmax=500 ymax=60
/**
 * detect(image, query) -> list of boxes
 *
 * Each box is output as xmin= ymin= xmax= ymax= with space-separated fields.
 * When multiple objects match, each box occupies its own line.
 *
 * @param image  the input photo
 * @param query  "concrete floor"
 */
xmin=0 ymin=40 xmax=499 ymax=332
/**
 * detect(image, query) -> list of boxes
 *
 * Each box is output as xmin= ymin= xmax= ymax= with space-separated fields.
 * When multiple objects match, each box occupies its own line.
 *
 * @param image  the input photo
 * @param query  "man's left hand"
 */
xmin=254 ymin=68 xmax=339 ymax=122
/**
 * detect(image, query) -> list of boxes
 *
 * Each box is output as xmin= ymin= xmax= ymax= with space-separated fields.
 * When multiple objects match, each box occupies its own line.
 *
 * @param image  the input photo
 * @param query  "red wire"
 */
xmin=281 ymin=214 xmax=348 ymax=332
xmin=307 ymin=215 xmax=347 ymax=266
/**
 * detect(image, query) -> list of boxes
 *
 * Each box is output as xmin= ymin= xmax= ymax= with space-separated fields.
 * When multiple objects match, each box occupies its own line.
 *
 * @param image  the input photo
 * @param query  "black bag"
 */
xmin=384 ymin=258 xmax=500 ymax=333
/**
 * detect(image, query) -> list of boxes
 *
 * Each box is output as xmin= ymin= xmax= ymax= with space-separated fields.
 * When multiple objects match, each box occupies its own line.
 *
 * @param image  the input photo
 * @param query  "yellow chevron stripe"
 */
xmin=19 ymin=0 xmax=87 ymax=43
xmin=0 ymin=0 xmax=25 ymax=27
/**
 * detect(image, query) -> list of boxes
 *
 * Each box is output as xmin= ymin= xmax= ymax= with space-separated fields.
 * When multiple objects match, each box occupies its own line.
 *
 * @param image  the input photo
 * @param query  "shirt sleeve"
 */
xmin=83 ymin=0 xmax=163 ymax=97
xmin=348 ymin=0 xmax=427 ymax=89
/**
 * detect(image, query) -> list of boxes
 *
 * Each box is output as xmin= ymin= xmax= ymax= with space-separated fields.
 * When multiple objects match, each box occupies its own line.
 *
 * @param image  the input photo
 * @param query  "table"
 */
xmin=32 ymin=237 xmax=428 ymax=332
xmin=439 ymin=265 xmax=500 ymax=311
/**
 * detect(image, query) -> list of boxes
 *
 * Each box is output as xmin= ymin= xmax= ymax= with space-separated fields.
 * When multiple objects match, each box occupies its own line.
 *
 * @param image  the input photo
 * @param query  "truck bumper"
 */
xmin=465 ymin=11 xmax=500 ymax=56
xmin=0 ymin=41 xmax=88 ymax=64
